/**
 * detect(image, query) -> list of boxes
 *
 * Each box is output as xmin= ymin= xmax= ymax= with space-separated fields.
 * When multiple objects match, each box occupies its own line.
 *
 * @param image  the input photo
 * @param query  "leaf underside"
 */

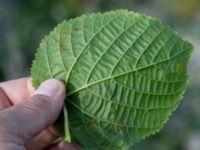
xmin=31 ymin=10 xmax=193 ymax=150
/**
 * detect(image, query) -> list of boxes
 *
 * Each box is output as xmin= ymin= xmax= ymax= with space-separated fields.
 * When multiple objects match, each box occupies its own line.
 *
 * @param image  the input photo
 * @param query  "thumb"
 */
xmin=0 ymin=79 xmax=66 ymax=145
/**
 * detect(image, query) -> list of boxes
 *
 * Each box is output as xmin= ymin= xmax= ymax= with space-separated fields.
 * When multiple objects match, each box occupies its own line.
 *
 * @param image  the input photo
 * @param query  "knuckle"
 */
xmin=25 ymin=95 xmax=52 ymax=124
xmin=30 ymin=95 xmax=51 ymax=110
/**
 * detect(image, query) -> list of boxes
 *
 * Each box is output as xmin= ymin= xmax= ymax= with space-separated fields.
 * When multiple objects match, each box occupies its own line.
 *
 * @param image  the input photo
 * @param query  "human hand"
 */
xmin=0 ymin=78 xmax=78 ymax=150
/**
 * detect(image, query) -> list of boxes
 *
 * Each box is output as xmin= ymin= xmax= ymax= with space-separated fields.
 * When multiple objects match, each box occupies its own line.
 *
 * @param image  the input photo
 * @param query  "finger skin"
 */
xmin=46 ymin=141 xmax=79 ymax=150
xmin=0 ymin=87 xmax=12 ymax=110
xmin=26 ymin=127 xmax=57 ymax=150
xmin=0 ymin=77 xmax=34 ymax=104
xmin=0 ymin=77 xmax=59 ymax=149
xmin=0 ymin=79 xmax=66 ymax=149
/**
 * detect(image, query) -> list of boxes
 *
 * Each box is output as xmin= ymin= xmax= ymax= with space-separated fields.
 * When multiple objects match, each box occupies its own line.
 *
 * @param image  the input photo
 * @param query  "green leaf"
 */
xmin=31 ymin=10 xmax=193 ymax=150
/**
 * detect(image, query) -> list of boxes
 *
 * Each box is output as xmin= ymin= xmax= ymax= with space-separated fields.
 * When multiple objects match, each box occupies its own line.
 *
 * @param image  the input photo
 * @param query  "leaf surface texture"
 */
xmin=31 ymin=10 xmax=193 ymax=150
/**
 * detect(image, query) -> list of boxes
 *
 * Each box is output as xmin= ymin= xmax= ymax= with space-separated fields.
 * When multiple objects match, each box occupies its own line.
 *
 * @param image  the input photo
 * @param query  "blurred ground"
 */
xmin=0 ymin=0 xmax=200 ymax=149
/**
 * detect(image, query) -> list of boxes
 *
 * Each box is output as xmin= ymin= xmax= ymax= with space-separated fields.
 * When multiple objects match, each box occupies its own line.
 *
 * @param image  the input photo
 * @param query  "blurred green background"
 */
xmin=0 ymin=0 xmax=200 ymax=149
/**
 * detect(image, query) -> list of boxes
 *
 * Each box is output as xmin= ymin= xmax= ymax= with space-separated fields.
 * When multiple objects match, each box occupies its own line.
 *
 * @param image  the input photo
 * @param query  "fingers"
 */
xmin=0 ymin=77 xmax=34 ymax=104
xmin=46 ymin=141 xmax=79 ymax=150
xmin=0 ymin=79 xmax=66 ymax=146
xmin=26 ymin=128 xmax=57 ymax=150
xmin=0 ymin=87 xmax=11 ymax=110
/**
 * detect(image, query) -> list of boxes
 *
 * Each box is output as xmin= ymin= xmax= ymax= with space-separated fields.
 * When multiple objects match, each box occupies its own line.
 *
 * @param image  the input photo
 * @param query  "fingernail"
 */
xmin=33 ymin=79 xmax=64 ymax=98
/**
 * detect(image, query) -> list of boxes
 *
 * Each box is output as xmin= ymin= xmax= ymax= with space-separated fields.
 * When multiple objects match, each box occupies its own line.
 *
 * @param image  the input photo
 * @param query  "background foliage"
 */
xmin=0 ymin=0 xmax=200 ymax=149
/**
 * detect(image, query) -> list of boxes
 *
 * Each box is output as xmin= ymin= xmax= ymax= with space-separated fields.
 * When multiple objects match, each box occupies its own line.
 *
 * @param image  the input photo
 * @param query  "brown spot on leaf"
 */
xmin=74 ymin=28 xmax=81 ymax=32
xmin=63 ymin=31 xmax=70 ymax=35
xmin=85 ymin=119 xmax=97 ymax=125
xmin=116 ymin=125 xmax=123 ymax=131
xmin=60 ymin=43 xmax=64 ymax=52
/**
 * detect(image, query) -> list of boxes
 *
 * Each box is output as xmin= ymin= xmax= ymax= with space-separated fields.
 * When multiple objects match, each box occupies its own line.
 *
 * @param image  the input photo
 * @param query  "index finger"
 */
xmin=0 ymin=77 xmax=34 ymax=105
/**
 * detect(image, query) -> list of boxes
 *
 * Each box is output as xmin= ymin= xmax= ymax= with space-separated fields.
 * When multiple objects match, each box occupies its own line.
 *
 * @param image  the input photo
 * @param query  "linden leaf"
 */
xmin=31 ymin=10 xmax=193 ymax=150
